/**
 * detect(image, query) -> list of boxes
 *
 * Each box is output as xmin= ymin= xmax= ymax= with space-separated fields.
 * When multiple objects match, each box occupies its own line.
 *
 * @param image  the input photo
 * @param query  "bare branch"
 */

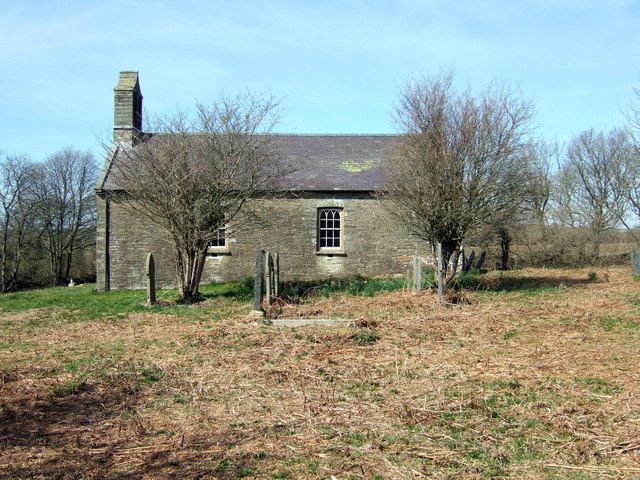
xmin=111 ymin=91 xmax=290 ymax=303
xmin=383 ymin=71 xmax=535 ymax=282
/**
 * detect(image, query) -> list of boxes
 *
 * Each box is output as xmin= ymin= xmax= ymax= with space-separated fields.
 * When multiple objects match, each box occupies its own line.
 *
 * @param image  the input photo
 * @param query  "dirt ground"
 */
xmin=1 ymin=267 xmax=639 ymax=479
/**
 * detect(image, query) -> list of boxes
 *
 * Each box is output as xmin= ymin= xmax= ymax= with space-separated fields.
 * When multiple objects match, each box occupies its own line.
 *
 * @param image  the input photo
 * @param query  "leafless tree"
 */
xmin=383 ymin=71 xmax=535 ymax=284
xmin=621 ymin=157 xmax=640 ymax=245
xmin=35 ymin=148 xmax=98 ymax=285
xmin=622 ymin=87 xmax=640 ymax=242
xmin=525 ymin=139 xmax=559 ymax=227
xmin=505 ymin=139 xmax=566 ymax=266
xmin=111 ymin=92 xmax=290 ymax=303
xmin=0 ymin=154 xmax=40 ymax=292
xmin=476 ymin=140 xmax=555 ymax=270
xmin=550 ymin=129 xmax=630 ymax=257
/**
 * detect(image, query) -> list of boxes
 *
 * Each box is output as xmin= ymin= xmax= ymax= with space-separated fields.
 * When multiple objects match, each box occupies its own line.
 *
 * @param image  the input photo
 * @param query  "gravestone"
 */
xmin=476 ymin=251 xmax=486 ymax=270
xmin=264 ymin=252 xmax=280 ymax=304
xmin=464 ymin=250 xmax=476 ymax=272
xmin=437 ymin=243 xmax=444 ymax=304
xmin=272 ymin=253 xmax=280 ymax=299
xmin=412 ymin=256 xmax=422 ymax=292
xmin=146 ymin=253 xmax=156 ymax=305
xmin=632 ymin=249 xmax=640 ymax=276
xmin=250 ymin=250 xmax=281 ymax=318
xmin=264 ymin=251 xmax=272 ymax=304
xmin=251 ymin=250 xmax=265 ymax=317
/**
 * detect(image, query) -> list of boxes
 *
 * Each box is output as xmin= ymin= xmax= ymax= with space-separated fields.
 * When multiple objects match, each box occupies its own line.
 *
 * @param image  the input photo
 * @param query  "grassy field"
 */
xmin=1 ymin=268 xmax=640 ymax=479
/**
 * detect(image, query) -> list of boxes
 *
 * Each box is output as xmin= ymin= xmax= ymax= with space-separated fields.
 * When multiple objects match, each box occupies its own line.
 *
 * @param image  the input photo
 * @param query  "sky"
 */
xmin=1 ymin=0 xmax=640 ymax=161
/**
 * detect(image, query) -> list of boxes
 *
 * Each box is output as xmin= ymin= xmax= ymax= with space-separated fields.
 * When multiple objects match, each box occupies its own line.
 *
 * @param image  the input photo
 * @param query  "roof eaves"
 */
xmin=95 ymin=144 xmax=120 ymax=193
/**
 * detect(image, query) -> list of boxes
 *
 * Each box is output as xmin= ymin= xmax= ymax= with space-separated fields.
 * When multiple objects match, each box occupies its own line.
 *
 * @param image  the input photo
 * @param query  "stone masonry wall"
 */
xmin=96 ymin=193 xmax=433 ymax=290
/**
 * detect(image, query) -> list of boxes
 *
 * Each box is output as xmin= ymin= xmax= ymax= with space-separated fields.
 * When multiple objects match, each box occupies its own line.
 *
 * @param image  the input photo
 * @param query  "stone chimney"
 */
xmin=113 ymin=71 xmax=143 ymax=144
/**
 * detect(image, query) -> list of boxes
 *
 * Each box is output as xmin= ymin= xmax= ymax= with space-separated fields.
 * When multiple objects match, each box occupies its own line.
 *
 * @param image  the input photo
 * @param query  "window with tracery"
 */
xmin=317 ymin=208 xmax=342 ymax=251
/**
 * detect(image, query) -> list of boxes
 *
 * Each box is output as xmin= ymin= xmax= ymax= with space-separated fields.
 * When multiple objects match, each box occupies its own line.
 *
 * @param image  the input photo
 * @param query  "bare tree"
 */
xmin=36 ymin=148 xmax=98 ymax=285
xmin=478 ymin=141 xmax=552 ymax=270
xmin=513 ymin=139 xmax=576 ymax=266
xmin=383 ymin=71 xmax=535 ymax=284
xmin=0 ymin=154 xmax=40 ymax=292
xmin=526 ymin=139 xmax=558 ymax=227
xmin=622 ymin=87 xmax=640 ymax=241
xmin=111 ymin=92 xmax=289 ymax=303
xmin=620 ymin=154 xmax=640 ymax=244
xmin=550 ymin=129 xmax=629 ymax=257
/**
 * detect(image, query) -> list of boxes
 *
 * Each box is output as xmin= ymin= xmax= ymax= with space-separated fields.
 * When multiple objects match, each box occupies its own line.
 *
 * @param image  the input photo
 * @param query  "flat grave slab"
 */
xmin=270 ymin=318 xmax=355 ymax=328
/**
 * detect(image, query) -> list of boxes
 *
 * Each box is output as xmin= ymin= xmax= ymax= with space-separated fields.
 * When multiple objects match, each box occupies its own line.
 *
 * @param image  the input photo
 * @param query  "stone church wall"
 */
xmin=96 ymin=193 xmax=433 ymax=291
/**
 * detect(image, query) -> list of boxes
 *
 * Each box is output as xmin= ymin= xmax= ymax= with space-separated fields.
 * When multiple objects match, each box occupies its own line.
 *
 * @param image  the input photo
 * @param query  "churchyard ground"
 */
xmin=1 ymin=267 xmax=639 ymax=479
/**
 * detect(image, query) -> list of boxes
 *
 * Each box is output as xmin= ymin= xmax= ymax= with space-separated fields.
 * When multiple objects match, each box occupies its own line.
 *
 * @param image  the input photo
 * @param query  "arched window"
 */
xmin=318 ymin=208 xmax=342 ymax=251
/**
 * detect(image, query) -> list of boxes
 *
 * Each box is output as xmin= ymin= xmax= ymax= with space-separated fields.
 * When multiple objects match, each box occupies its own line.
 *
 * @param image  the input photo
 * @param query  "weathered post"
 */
xmin=146 ymin=253 xmax=156 ymax=305
xmin=273 ymin=253 xmax=280 ymax=299
xmin=437 ymin=243 xmax=444 ymax=304
xmin=264 ymin=251 xmax=272 ymax=304
xmin=265 ymin=252 xmax=278 ymax=305
xmin=632 ymin=249 xmax=640 ymax=276
xmin=412 ymin=255 xmax=422 ymax=292
xmin=250 ymin=250 xmax=265 ymax=318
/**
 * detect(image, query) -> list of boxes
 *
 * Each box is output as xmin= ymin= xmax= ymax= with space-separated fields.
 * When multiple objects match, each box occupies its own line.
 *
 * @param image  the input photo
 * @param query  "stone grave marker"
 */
xmin=633 ymin=249 xmax=640 ymax=276
xmin=146 ymin=253 xmax=156 ymax=305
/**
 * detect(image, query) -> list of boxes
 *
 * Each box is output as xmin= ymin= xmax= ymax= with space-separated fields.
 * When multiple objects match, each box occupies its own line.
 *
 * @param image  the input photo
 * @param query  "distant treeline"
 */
xmin=1 ymin=148 xmax=97 ymax=292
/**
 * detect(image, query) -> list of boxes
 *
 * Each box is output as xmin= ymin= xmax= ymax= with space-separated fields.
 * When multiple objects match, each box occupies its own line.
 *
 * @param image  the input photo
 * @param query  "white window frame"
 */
xmin=317 ymin=207 xmax=343 ymax=253
xmin=207 ymin=224 xmax=228 ymax=253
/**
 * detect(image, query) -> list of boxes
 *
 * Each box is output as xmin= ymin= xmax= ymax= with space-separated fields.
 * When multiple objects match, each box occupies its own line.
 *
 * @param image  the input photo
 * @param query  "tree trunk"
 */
xmin=175 ymin=245 xmax=208 ymax=303
xmin=64 ymin=248 xmax=73 ymax=282
xmin=1 ymin=217 xmax=10 ymax=292
xmin=499 ymin=229 xmax=511 ymax=270
xmin=1 ymin=241 xmax=7 ymax=293
xmin=444 ymin=248 xmax=461 ymax=287
xmin=592 ymin=230 xmax=602 ymax=258
xmin=435 ymin=241 xmax=461 ymax=288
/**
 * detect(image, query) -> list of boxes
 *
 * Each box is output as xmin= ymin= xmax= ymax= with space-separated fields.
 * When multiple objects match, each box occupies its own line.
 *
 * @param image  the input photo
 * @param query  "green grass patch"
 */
xmin=281 ymin=275 xmax=405 ymax=299
xmin=624 ymin=294 xmax=640 ymax=308
xmin=574 ymin=376 xmax=621 ymax=395
xmin=503 ymin=329 xmax=518 ymax=340
xmin=350 ymin=327 xmax=380 ymax=346
xmin=0 ymin=280 xmax=253 ymax=328
xmin=599 ymin=316 xmax=640 ymax=332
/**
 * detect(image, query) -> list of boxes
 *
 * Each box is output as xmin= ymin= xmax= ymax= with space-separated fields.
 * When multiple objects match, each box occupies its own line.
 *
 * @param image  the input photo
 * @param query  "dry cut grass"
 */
xmin=1 ymin=267 xmax=640 ymax=479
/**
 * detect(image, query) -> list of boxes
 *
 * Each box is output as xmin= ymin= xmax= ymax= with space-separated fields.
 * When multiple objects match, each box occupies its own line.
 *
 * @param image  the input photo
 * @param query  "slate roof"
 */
xmin=99 ymin=134 xmax=401 ymax=192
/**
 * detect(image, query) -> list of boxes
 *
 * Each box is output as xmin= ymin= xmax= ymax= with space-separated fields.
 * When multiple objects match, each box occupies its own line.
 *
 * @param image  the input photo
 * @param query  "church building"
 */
xmin=95 ymin=71 xmax=431 ymax=290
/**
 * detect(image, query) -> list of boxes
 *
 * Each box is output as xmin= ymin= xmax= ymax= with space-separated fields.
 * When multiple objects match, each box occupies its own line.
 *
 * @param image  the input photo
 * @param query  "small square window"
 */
xmin=208 ymin=225 xmax=227 ymax=251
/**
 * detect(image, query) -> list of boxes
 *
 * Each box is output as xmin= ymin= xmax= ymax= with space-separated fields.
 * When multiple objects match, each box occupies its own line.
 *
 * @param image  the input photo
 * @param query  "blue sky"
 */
xmin=1 ymin=0 xmax=639 ymax=160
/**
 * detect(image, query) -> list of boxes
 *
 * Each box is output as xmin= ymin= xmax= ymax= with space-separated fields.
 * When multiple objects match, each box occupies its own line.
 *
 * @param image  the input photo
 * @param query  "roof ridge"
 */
xmin=271 ymin=133 xmax=398 ymax=137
